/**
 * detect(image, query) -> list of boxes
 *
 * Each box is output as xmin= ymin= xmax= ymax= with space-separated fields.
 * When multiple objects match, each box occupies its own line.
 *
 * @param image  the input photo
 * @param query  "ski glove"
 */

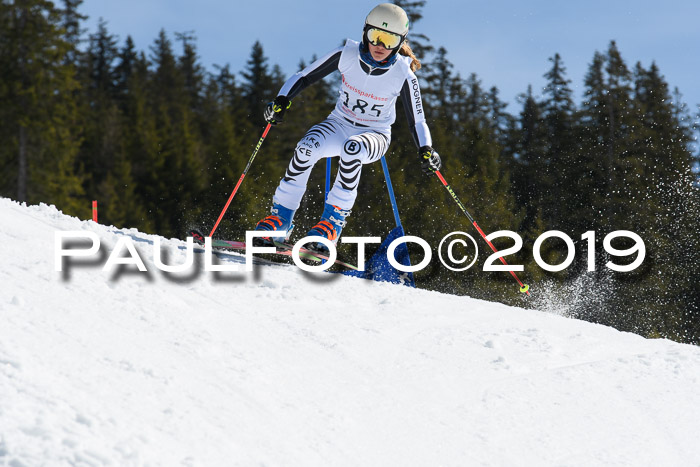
xmin=420 ymin=146 xmax=441 ymax=174
xmin=264 ymin=95 xmax=292 ymax=125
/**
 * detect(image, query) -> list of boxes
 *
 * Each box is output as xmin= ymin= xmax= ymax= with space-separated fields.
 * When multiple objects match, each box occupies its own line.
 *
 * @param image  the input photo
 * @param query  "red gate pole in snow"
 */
xmin=92 ymin=200 xmax=98 ymax=223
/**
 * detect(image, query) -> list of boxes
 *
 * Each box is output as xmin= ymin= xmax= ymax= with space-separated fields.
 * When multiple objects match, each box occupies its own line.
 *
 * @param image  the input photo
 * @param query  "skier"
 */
xmin=254 ymin=2 xmax=441 ymax=253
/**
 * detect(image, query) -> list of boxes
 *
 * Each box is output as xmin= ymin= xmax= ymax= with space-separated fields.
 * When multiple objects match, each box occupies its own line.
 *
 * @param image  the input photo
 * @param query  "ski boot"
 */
xmin=253 ymin=202 xmax=295 ymax=247
xmin=305 ymin=203 xmax=351 ymax=254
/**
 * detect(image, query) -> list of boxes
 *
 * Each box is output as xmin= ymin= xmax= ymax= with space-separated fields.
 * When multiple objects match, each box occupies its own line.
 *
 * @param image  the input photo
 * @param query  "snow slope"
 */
xmin=1 ymin=197 xmax=699 ymax=466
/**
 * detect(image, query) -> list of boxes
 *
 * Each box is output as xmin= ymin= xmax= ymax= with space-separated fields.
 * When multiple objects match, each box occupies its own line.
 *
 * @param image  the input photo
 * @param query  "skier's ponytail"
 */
xmin=399 ymin=40 xmax=421 ymax=72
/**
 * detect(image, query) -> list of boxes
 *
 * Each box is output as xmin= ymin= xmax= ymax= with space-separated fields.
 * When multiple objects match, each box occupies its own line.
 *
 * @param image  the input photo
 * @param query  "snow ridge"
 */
xmin=1 ymin=198 xmax=699 ymax=466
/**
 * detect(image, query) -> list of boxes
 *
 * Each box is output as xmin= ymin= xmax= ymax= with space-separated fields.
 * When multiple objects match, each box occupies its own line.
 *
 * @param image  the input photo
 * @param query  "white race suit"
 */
xmin=273 ymin=39 xmax=432 ymax=211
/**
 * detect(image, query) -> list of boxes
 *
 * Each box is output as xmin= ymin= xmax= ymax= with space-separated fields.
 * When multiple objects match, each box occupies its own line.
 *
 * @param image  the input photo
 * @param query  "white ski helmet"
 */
xmin=365 ymin=3 xmax=409 ymax=36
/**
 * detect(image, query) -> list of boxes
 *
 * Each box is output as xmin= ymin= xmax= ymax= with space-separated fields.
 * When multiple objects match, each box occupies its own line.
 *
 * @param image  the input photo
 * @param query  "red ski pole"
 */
xmin=208 ymin=123 xmax=272 ymax=238
xmin=434 ymin=170 xmax=531 ymax=296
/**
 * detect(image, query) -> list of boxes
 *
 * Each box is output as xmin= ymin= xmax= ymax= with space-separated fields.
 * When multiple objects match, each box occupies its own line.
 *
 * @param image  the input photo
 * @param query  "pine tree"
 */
xmin=78 ymin=18 xmax=120 ymax=198
xmin=176 ymin=31 xmax=204 ymax=112
xmin=512 ymin=85 xmax=547 ymax=219
xmin=114 ymin=35 xmax=137 ymax=102
xmin=392 ymin=0 xmax=433 ymax=60
xmin=118 ymin=49 xmax=158 ymax=233
xmin=541 ymin=53 xmax=576 ymax=231
xmin=602 ymin=41 xmax=636 ymax=229
xmin=60 ymin=0 xmax=85 ymax=65
xmin=0 ymin=0 xmax=85 ymax=215
xmin=196 ymin=65 xmax=257 ymax=238
xmin=486 ymin=86 xmax=512 ymax=149
xmin=240 ymin=41 xmax=276 ymax=128
xmin=627 ymin=61 xmax=699 ymax=341
xmin=98 ymin=150 xmax=148 ymax=229
xmin=143 ymin=29 xmax=206 ymax=237
xmin=422 ymin=47 xmax=458 ymax=119
xmin=577 ymin=44 xmax=637 ymax=234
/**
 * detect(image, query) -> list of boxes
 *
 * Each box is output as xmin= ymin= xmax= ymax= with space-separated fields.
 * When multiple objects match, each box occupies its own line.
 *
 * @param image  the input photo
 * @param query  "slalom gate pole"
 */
xmin=92 ymin=200 xmax=98 ymax=223
xmin=208 ymin=123 xmax=272 ymax=238
xmin=380 ymin=156 xmax=403 ymax=229
xmin=322 ymin=159 xmax=332 ymax=265
xmin=381 ymin=156 xmax=415 ymax=285
xmin=434 ymin=170 xmax=531 ymax=296
xmin=325 ymin=158 xmax=332 ymax=200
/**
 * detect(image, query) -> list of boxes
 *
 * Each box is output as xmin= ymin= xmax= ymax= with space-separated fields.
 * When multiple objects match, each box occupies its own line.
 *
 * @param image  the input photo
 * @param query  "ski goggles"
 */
xmin=366 ymin=27 xmax=404 ymax=50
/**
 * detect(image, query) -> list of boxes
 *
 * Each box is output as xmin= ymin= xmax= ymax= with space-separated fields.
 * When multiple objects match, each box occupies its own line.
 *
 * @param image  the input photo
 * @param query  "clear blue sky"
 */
xmin=80 ymin=0 xmax=700 ymax=114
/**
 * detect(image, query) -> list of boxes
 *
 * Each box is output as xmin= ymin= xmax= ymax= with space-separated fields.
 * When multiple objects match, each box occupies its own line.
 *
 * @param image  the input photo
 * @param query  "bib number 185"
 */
xmin=342 ymin=92 xmax=383 ymax=117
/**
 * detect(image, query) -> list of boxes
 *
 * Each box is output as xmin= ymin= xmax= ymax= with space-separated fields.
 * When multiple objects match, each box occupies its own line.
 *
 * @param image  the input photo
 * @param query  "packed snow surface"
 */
xmin=1 ymin=197 xmax=699 ymax=466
